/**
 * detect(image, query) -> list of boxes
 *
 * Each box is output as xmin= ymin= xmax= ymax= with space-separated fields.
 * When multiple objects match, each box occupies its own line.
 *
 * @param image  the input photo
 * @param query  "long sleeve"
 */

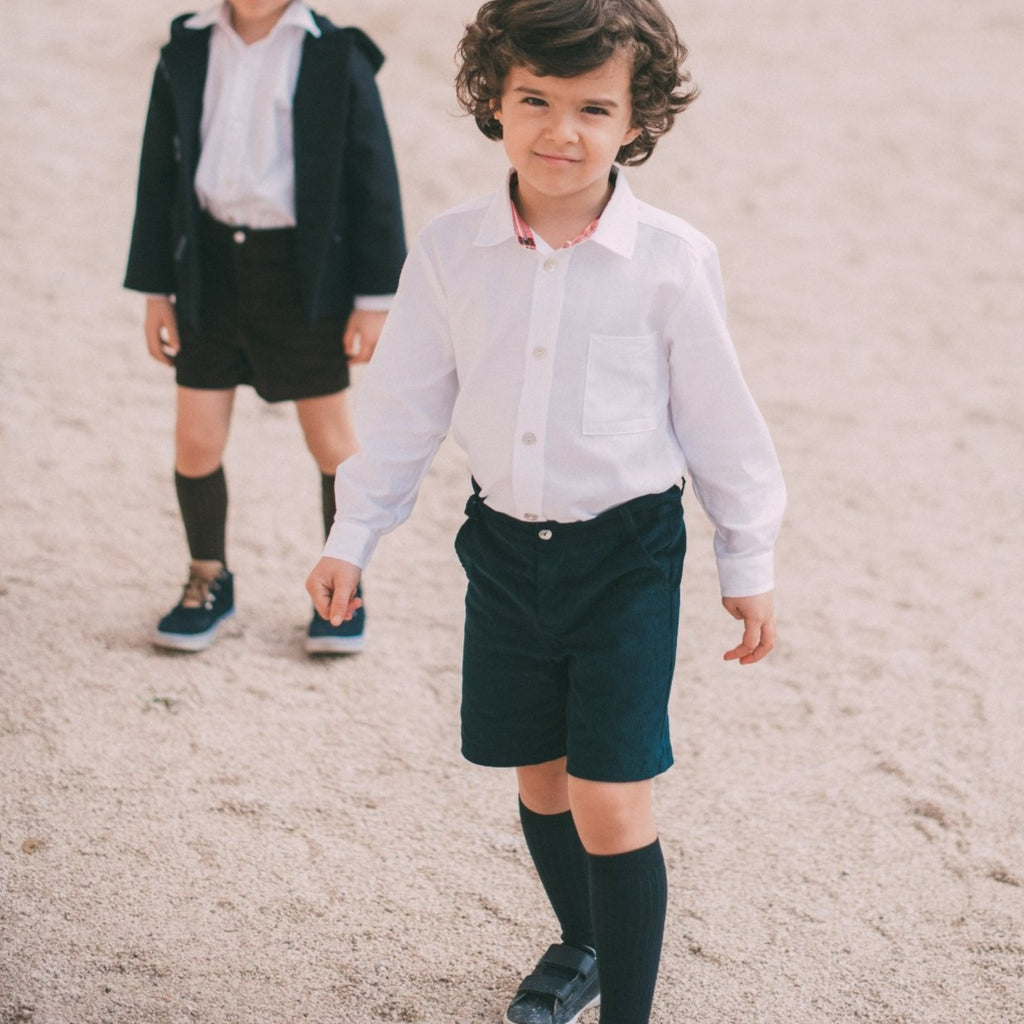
xmin=666 ymin=244 xmax=785 ymax=596
xmin=124 ymin=62 xmax=180 ymax=295
xmin=322 ymin=238 xmax=459 ymax=567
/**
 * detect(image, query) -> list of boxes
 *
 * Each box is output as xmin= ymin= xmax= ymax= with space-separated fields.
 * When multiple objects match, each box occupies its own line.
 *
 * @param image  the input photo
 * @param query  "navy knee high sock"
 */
xmin=175 ymin=467 xmax=227 ymax=564
xmin=588 ymin=839 xmax=667 ymax=1024
xmin=518 ymin=800 xmax=595 ymax=952
xmin=320 ymin=473 xmax=336 ymax=541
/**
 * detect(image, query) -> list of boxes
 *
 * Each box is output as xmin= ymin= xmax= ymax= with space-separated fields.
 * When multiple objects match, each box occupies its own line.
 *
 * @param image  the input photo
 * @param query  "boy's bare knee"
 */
xmin=517 ymin=758 xmax=570 ymax=814
xmin=567 ymin=777 xmax=657 ymax=855
xmin=296 ymin=393 xmax=358 ymax=472
xmin=174 ymin=433 xmax=227 ymax=477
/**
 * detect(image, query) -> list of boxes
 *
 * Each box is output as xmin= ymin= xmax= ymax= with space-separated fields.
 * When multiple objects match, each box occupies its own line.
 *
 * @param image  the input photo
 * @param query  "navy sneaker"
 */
xmin=153 ymin=560 xmax=234 ymax=652
xmin=305 ymin=584 xmax=365 ymax=654
xmin=505 ymin=944 xmax=600 ymax=1024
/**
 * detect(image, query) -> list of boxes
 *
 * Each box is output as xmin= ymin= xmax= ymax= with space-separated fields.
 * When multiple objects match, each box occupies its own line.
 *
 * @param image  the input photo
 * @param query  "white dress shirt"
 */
xmin=182 ymin=2 xmax=390 ymax=310
xmin=187 ymin=2 xmax=316 ymax=229
xmin=324 ymin=170 xmax=786 ymax=596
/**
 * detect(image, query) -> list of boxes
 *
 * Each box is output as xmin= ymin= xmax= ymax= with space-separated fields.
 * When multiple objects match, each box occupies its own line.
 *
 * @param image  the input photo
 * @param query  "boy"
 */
xmin=307 ymin=0 xmax=785 ymax=1020
xmin=125 ymin=0 xmax=405 ymax=654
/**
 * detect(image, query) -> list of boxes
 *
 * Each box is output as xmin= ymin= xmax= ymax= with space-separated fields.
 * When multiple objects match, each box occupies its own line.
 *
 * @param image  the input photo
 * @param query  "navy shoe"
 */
xmin=505 ymin=944 xmax=600 ymax=1024
xmin=154 ymin=560 xmax=234 ymax=652
xmin=305 ymin=584 xmax=365 ymax=655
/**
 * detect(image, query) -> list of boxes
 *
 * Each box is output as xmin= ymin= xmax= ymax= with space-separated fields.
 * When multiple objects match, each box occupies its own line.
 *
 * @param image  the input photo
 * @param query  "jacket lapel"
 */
xmin=293 ymin=25 xmax=350 ymax=221
xmin=160 ymin=24 xmax=211 ymax=176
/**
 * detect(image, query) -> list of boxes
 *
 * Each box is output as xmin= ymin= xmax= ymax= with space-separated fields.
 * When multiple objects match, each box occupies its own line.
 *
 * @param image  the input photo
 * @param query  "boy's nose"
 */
xmin=546 ymin=114 xmax=579 ymax=144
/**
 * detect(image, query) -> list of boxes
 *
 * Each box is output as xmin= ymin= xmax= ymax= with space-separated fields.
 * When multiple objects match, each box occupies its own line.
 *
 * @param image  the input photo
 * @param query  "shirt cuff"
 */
xmin=353 ymin=294 xmax=394 ymax=313
xmin=322 ymin=521 xmax=380 ymax=570
xmin=717 ymin=551 xmax=775 ymax=598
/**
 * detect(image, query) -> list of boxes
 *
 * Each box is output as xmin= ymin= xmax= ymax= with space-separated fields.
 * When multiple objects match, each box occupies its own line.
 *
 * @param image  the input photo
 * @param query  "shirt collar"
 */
xmin=474 ymin=166 xmax=637 ymax=259
xmin=185 ymin=2 xmax=321 ymax=39
xmin=508 ymin=174 xmax=601 ymax=251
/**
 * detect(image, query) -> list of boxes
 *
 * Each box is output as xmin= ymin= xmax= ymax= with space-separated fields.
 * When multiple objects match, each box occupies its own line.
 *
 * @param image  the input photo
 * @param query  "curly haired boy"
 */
xmin=308 ymin=1 xmax=785 ymax=1020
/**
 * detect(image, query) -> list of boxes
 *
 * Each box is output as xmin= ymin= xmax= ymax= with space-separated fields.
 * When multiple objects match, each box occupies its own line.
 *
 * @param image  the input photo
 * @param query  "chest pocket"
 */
xmin=582 ymin=333 xmax=660 ymax=435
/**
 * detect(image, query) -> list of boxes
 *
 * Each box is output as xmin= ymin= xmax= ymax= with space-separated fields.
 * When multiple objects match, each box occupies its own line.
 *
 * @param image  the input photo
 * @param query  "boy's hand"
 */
xmin=144 ymin=296 xmax=180 ymax=366
xmin=306 ymin=556 xmax=363 ymax=626
xmin=343 ymin=309 xmax=388 ymax=363
xmin=722 ymin=591 xmax=776 ymax=665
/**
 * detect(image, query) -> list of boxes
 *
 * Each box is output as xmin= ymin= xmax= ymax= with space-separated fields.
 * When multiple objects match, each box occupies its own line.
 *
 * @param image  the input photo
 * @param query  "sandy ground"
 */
xmin=2 ymin=1 xmax=1023 ymax=1021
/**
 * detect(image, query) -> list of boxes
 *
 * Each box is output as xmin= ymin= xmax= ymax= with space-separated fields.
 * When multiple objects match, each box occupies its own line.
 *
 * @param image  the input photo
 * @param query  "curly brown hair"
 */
xmin=455 ymin=0 xmax=698 ymax=166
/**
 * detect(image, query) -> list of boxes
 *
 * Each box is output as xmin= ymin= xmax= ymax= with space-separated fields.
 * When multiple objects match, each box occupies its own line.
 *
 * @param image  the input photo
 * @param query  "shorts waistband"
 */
xmin=465 ymin=481 xmax=683 ymax=543
xmin=200 ymin=211 xmax=296 ymax=245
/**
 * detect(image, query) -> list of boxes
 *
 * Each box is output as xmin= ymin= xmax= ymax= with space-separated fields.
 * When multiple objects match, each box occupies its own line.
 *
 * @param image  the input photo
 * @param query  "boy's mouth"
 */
xmin=534 ymin=152 xmax=580 ymax=165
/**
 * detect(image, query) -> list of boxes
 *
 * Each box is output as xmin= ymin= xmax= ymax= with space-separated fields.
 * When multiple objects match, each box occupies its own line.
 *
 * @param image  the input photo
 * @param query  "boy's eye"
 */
xmin=582 ymin=106 xmax=610 ymax=116
xmin=522 ymin=96 xmax=547 ymax=107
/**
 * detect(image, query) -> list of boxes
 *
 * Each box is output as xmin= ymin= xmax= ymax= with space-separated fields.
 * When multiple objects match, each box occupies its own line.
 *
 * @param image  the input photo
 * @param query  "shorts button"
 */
xmin=538 ymin=529 xmax=553 ymax=541
xmin=232 ymin=230 xmax=246 ymax=244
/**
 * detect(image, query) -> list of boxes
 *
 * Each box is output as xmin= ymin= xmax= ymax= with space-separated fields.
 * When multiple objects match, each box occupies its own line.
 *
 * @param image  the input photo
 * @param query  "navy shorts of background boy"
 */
xmin=125 ymin=0 xmax=405 ymax=655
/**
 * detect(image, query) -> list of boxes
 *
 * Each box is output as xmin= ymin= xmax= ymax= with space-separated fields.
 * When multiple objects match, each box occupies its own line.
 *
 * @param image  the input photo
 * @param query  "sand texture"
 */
xmin=2 ymin=1 xmax=1023 ymax=1021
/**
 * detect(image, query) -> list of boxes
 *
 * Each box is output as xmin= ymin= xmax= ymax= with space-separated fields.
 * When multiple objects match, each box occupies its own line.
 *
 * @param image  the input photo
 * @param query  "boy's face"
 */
xmin=494 ymin=54 xmax=641 ymax=222
xmin=229 ymin=0 xmax=293 ymax=41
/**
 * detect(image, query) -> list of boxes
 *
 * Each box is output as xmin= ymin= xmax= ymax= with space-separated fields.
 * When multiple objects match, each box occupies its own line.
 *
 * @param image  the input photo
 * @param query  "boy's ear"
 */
xmin=623 ymin=125 xmax=642 ymax=144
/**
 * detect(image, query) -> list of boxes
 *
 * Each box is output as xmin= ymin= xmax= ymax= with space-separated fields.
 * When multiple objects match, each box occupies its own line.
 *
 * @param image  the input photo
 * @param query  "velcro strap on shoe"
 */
xmin=515 ymin=943 xmax=597 ymax=1002
xmin=539 ymin=944 xmax=596 ymax=974
xmin=516 ymin=970 xmax=576 ymax=1002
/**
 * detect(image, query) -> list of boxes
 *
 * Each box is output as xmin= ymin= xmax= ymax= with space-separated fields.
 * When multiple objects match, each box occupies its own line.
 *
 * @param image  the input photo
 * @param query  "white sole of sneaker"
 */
xmin=305 ymin=631 xmax=366 ymax=655
xmin=503 ymin=992 xmax=600 ymax=1024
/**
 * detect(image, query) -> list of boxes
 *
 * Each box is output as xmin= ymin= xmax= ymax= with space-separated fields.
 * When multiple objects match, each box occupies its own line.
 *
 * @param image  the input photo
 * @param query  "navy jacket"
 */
xmin=124 ymin=12 xmax=406 ymax=330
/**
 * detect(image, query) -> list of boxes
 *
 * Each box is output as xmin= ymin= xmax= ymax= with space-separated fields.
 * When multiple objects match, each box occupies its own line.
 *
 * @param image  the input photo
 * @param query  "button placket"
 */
xmin=510 ymin=250 xmax=568 ymax=518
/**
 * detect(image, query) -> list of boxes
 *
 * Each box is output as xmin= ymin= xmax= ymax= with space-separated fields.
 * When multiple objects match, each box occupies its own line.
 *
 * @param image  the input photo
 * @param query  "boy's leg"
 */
xmin=297 ymin=392 xmax=365 ymax=653
xmin=175 ymin=468 xmax=228 ymax=564
xmin=175 ymin=386 xmax=235 ymax=478
xmin=506 ymin=760 xmax=598 ymax=1024
xmin=517 ymin=760 xmax=595 ymax=952
xmin=153 ymin=387 xmax=236 ymax=652
xmin=296 ymin=391 xmax=358 ymax=475
xmin=570 ymin=778 xmax=666 ymax=1024
xmin=296 ymin=391 xmax=358 ymax=534
xmin=174 ymin=386 xmax=235 ymax=562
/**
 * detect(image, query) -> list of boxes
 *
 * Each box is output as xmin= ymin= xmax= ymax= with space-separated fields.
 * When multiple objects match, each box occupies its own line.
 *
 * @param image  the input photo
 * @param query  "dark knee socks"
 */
xmin=518 ymin=800 xmax=595 ymax=952
xmin=321 ymin=472 xmax=336 ymax=540
xmin=175 ymin=467 xmax=227 ymax=564
xmin=588 ymin=839 xmax=667 ymax=1024
xmin=518 ymin=801 xmax=667 ymax=1024
xmin=176 ymin=467 xmax=337 ymax=563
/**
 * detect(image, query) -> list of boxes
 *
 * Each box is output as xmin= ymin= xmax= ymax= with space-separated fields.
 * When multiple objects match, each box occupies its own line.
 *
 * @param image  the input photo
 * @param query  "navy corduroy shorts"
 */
xmin=455 ymin=483 xmax=686 ymax=782
xmin=176 ymin=214 xmax=350 ymax=403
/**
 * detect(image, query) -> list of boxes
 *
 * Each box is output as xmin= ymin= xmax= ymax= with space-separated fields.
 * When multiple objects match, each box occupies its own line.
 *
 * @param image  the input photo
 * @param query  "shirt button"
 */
xmin=524 ymin=513 xmax=538 ymax=522
xmin=538 ymin=529 xmax=553 ymax=541
xmin=543 ymin=258 xmax=557 ymax=272
xmin=521 ymin=432 xmax=537 ymax=446
xmin=532 ymin=347 xmax=548 ymax=359
xmin=232 ymin=230 xmax=246 ymax=244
